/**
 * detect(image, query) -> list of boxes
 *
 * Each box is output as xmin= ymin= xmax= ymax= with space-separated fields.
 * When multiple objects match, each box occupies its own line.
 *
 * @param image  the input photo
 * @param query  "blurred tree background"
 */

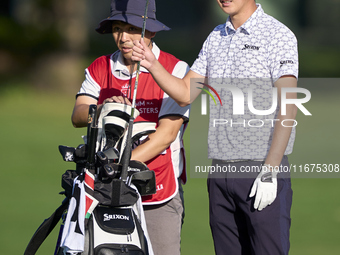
xmin=1 ymin=1 xmax=339 ymax=254
xmin=1 ymin=0 xmax=339 ymax=95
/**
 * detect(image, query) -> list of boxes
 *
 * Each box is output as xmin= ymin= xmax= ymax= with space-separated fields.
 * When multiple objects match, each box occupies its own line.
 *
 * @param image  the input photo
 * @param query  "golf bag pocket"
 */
xmin=90 ymin=206 xmax=147 ymax=255
xmin=94 ymin=207 xmax=134 ymax=235
xmin=94 ymin=179 xmax=139 ymax=207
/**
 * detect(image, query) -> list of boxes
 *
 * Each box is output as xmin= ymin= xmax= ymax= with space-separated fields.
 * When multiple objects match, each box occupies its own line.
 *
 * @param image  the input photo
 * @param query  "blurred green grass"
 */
xmin=0 ymin=83 xmax=339 ymax=254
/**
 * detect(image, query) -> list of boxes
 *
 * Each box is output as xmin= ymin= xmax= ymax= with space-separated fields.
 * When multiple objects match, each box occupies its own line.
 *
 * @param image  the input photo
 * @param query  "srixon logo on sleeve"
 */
xmin=280 ymin=60 xmax=295 ymax=67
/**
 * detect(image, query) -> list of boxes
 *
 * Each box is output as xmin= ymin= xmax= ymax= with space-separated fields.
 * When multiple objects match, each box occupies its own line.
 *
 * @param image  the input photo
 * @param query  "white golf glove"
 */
xmin=249 ymin=164 xmax=279 ymax=211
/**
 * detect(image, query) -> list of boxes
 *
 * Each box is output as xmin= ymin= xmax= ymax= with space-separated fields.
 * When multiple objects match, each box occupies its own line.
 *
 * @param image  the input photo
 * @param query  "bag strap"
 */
xmin=24 ymin=198 xmax=69 ymax=255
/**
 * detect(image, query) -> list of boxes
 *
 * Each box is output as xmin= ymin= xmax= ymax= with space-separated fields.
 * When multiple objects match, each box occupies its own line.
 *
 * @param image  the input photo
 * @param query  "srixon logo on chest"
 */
xmin=242 ymin=44 xmax=260 ymax=51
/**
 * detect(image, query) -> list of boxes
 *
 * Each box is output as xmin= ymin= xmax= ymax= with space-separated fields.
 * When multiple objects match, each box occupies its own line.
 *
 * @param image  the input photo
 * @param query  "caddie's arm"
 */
xmin=264 ymin=75 xmax=298 ymax=168
xmin=130 ymin=116 xmax=184 ymax=162
xmin=71 ymin=95 xmax=98 ymax=127
xmin=132 ymin=39 xmax=204 ymax=106
xmin=72 ymin=95 xmax=132 ymax=127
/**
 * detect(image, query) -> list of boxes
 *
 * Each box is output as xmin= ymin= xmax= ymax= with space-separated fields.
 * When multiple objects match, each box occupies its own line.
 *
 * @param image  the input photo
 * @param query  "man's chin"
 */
xmin=121 ymin=53 xmax=134 ymax=67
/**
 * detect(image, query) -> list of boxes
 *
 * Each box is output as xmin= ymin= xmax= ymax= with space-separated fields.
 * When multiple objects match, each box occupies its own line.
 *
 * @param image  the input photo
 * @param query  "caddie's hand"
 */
xmin=132 ymin=38 xmax=156 ymax=70
xmin=249 ymin=164 xmax=278 ymax=211
xmin=103 ymin=96 xmax=132 ymax=106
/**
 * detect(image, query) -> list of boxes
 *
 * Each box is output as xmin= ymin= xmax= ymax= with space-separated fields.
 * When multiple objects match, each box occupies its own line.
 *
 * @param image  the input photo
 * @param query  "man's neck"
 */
xmin=230 ymin=2 xmax=257 ymax=30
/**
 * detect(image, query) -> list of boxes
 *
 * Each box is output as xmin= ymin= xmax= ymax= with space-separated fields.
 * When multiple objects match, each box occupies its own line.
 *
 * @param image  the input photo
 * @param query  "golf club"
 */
xmin=120 ymin=0 xmax=150 ymax=181
xmin=87 ymin=104 xmax=98 ymax=171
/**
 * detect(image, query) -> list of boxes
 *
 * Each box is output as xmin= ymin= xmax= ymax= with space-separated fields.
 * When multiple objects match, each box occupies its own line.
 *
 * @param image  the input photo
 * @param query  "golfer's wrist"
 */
xmin=148 ymin=58 xmax=161 ymax=73
xmin=262 ymin=164 xmax=279 ymax=175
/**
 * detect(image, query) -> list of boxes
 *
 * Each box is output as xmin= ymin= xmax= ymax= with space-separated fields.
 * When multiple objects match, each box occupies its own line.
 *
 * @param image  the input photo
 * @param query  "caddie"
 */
xmin=71 ymin=0 xmax=190 ymax=254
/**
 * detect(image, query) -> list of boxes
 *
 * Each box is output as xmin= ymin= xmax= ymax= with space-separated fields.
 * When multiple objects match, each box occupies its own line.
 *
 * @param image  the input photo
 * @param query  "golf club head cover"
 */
xmin=129 ymin=160 xmax=156 ymax=196
xmin=131 ymin=121 xmax=157 ymax=143
xmin=58 ymin=144 xmax=87 ymax=164
xmin=102 ymin=116 xmax=128 ymax=151
xmin=58 ymin=145 xmax=75 ymax=162
xmin=118 ymin=121 xmax=157 ymax=162
xmin=96 ymin=102 xmax=140 ymax=152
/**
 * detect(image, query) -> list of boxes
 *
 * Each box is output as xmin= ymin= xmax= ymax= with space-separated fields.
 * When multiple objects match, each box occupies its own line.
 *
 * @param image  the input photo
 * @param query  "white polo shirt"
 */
xmin=191 ymin=4 xmax=299 ymax=161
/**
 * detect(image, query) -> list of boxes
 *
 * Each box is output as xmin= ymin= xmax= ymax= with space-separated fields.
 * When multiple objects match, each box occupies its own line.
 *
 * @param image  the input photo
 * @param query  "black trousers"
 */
xmin=207 ymin=156 xmax=292 ymax=255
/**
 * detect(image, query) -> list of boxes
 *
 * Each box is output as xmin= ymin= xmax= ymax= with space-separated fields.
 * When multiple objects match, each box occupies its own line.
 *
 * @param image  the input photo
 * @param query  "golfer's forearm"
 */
xmin=265 ymin=106 xmax=297 ymax=167
xmin=149 ymin=60 xmax=191 ymax=106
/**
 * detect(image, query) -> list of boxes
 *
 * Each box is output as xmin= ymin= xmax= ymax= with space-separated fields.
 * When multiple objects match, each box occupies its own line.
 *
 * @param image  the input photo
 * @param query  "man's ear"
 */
xmin=144 ymin=30 xmax=156 ymax=38
xmin=150 ymin=32 xmax=156 ymax=38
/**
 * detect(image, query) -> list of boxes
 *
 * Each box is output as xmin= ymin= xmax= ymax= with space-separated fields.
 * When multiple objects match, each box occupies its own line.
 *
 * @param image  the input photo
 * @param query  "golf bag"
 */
xmin=25 ymin=103 xmax=157 ymax=255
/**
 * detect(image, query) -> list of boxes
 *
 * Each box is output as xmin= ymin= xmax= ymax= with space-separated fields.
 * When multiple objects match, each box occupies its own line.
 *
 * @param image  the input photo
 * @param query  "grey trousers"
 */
xmin=143 ymin=182 xmax=184 ymax=255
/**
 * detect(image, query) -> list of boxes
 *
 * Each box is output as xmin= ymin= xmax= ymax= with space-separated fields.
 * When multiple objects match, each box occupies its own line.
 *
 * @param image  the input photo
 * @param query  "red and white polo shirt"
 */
xmin=77 ymin=43 xmax=190 ymax=205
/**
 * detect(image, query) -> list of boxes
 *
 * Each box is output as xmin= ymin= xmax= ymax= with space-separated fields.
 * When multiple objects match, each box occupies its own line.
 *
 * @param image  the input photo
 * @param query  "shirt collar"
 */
xmin=225 ymin=4 xmax=263 ymax=35
xmin=114 ymin=42 xmax=160 ymax=75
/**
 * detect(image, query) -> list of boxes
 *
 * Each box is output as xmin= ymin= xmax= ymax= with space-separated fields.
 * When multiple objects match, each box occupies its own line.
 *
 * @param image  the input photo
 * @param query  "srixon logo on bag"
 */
xmin=103 ymin=213 xmax=130 ymax=221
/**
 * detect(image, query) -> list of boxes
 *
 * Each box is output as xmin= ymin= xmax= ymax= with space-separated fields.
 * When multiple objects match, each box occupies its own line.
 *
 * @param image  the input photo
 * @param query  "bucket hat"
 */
xmin=96 ymin=0 xmax=170 ymax=34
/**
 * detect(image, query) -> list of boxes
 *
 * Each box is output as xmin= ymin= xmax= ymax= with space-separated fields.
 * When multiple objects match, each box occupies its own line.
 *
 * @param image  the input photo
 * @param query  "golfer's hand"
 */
xmin=103 ymin=96 xmax=131 ymax=106
xmin=132 ymin=38 xmax=156 ymax=70
xmin=249 ymin=165 xmax=278 ymax=211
